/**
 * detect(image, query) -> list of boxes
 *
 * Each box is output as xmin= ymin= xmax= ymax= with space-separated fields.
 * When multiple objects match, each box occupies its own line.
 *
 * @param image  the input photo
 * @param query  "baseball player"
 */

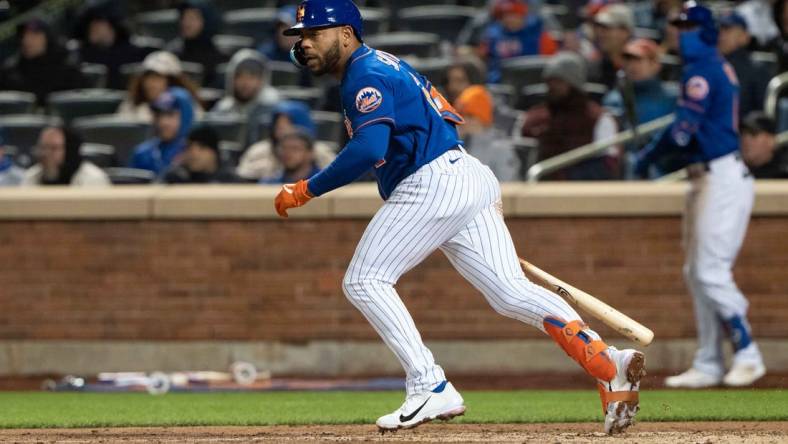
xmin=275 ymin=0 xmax=645 ymax=434
xmin=636 ymin=2 xmax=765 ymax=388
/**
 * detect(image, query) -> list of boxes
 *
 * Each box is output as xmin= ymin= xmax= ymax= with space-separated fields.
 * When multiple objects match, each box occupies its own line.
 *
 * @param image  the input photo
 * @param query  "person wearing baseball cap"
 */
xmin=479 ymin=0 xmax=558 ymax=83
xmin=718 ymin=11 xmax=770 ymax=117
xmin=590 ymin=3 xmax=635 ymax=89
xmin=740 ymin=111 xmax=788 ymax=178
xmin=454 ymin=85 xmax=519 ymax=181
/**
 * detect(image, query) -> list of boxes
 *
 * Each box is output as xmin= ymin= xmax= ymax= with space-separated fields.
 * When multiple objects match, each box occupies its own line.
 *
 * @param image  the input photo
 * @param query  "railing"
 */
xmin=525 ymin=114 xmax=675 ymax=182
xmin=764 ymin=72 xmax=788 ymax=119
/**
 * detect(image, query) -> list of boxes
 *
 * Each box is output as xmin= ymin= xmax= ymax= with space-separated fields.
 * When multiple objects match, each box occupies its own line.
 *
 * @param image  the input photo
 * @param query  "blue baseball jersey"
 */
xmin=340 ymin=45 xmax=463 ymax=199
xmin=639 ymin=33 xmax=740 ymax=167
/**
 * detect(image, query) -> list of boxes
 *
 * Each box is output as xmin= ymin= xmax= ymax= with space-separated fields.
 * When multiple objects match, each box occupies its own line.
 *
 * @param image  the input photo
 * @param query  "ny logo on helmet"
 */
xmin=296 ymin=4 xmax=305 ymax=23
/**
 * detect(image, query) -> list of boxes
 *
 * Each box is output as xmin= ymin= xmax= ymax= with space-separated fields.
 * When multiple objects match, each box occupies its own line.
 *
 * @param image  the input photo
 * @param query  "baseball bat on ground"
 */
xmin=519 ymin=258 xmax=654 ymax=346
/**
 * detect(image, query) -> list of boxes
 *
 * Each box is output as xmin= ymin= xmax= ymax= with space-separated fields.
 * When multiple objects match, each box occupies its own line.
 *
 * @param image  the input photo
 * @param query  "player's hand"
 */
xmin=274 ymin=180 xmax=313 ymax=218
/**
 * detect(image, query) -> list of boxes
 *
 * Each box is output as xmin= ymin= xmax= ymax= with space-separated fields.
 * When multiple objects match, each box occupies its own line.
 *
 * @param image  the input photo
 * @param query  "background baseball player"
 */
xmin=636 ymin=1 xmax=765 ymax=388
xmin=275 ymin=0 xmax=645 ymax=434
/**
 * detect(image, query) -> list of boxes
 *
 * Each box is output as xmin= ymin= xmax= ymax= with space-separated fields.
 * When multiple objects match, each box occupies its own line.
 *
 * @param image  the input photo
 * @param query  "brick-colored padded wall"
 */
xmin=0 ymin=217 xmax=786 ymax=341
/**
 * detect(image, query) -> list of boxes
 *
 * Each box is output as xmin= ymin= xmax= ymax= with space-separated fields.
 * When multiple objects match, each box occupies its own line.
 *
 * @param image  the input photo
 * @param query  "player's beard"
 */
xmin=310 ymin=39 xmax=341 ymax=76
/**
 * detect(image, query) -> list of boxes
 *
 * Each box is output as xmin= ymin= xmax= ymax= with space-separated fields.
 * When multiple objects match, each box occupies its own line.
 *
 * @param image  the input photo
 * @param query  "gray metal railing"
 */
xmin=764 ymin=72 xmax=788 ymax=119
xmin=525 ymin=114 xmax=675 ymax=182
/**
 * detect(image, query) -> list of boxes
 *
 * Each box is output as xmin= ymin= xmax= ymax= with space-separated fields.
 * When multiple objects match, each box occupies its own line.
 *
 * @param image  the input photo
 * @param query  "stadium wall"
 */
xmin=1 ymin=183 xmax=787 ymax=376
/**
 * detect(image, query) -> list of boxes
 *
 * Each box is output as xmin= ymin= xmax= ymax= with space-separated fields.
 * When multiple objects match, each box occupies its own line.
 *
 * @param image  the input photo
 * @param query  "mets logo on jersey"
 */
xmin=296 ymin=4 xmax=305 ymax=23
xmin=355 ymin=87 xmax=383 ymax=113
xmin=686 ymin=76 xmax=710 ymax=101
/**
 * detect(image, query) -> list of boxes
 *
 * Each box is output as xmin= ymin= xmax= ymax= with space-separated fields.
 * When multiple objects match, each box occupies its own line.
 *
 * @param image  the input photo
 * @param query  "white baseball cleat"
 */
xmin=723 ymin=361 xmax=766 ymax=387
xmin=664 ymin=368 xmax=721 ymax=388
xmin=376 ymin=381 xmax=465 ymax=433
xmin=598 ymin=347 xmax=646 ymax=435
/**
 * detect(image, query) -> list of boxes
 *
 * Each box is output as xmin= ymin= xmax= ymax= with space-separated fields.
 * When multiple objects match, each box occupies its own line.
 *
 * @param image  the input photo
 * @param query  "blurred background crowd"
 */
xmin=1 ymin=0 xmax=787 ymax=187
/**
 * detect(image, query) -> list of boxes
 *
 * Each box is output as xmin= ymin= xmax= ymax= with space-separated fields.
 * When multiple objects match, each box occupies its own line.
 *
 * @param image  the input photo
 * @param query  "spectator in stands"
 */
xmin=454 ymin=85 xmax=519 ymax=181
xmin=718 ymin=12 xmax=770 ymax=118
xmin=260 ymin=131 xmax=322 ymax=184
xmin=737 ymin=0 xmax=781 ymax=50
xmin=588 ymin=3 xmax=635 ymax=90
xmin=603 ymin=39 xmax=676 ymax=125
xmin=479 ymin=0 xmax=558 ymax=84
xmin=129 ymin=87 xmax=194 ymax=175
xmin=443 ymin=58 xmax=486 ymax=105
xmin=0 ymin=128 xmax=24 ymax=187
xmin=210 ymin=49 xmax=280 ymax=145
xmin=0 ymin=18 xmax=86 ymax=107
xmin=166 ymin=0 xmax=225 ymax=87
xmin=22 ymin=126 xmax=110 ymax=186
xmin=237 ymin=101 xmax=335 ymax=181
xmin=258 ymin=6 xmax=299 ymax=63
xmin=117 ymin=51 xmax=204 ymax=122
xmin=161 ymin=125 xmax=241 ymax=184
xmin=741 ymin=112 xmax=788 ymax=178
xmin=521 ymin=52 xmax=620 ymax=180
xmin=774 ymin=0 xmax=788 ymax=72
xmin=74 ymin=5 xmax=149 ymax=90
xmin=632 ymin=0 xmax=683 ymax=40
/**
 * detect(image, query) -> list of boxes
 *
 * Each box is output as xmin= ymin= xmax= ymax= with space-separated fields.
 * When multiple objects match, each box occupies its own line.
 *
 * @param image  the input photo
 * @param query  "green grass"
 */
xmin=1 ymin=390 xmax=786 ymax=428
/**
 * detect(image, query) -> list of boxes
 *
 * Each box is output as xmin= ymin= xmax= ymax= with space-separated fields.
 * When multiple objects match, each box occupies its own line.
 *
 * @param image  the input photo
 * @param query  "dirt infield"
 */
xmin=2 ymin=422 xmax=787 ymax=444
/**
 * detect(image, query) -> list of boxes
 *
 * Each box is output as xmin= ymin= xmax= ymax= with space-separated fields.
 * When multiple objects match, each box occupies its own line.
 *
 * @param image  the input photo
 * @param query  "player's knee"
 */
xmin=685 ymin=262 xmax=732 ymax=289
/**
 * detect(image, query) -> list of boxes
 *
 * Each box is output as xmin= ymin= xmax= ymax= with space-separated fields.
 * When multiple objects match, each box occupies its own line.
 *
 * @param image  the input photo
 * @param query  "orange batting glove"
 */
xmin=274 ymin=179 xmax=313 ymax=218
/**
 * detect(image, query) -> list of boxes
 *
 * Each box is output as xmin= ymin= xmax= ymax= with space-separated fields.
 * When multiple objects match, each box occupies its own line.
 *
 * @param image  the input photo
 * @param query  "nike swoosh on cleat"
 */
xmin=399 ymin=397 xmax=430 ymax=423
xmin=449 ymin=158 xmax=460 ymax=164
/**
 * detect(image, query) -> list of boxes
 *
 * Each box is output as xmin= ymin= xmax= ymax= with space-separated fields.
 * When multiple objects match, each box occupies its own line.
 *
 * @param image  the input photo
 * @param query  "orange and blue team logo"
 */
xmin=355 ymin=87 xmax=383 ymax=113
xmin=296 ymin=4 xmax=305 ymax=23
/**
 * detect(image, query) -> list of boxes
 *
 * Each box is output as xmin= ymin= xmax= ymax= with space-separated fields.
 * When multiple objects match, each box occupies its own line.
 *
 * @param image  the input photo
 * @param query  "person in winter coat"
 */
xmin=22 ymin=126 xmax=110 ymax=187
xmin=0 ymin=18 xmax=86 ymax=107
xmin=166 ymin=0 xmax=226 ymax=87
xmin=129 ymin=87 xmax=195 ymax=175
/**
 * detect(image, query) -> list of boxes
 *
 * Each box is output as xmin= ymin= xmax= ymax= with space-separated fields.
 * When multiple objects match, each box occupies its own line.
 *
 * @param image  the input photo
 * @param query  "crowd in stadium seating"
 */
xmin=1 ymin=0 xmax=787 ymax=188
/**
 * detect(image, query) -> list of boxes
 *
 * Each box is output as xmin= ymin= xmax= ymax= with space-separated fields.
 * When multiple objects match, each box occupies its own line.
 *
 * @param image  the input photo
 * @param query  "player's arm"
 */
xmin=636 ymin=72 xmax=711 ymax=176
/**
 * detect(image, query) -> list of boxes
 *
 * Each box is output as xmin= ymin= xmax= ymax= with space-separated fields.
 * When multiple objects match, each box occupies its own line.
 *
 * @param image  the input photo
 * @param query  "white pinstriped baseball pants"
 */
xmin=342 ymin=149 xmax=593 ymax=396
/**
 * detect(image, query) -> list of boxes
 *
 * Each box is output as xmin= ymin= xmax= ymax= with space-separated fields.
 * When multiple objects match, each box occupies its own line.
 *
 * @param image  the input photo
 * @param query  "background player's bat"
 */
xmin=519 ymin=258 xmax=654 ymax=346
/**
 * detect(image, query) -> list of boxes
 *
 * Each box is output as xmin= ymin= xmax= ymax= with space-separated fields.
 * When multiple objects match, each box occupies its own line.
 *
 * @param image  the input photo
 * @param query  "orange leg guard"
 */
xmin=543 ymin=316 xmax=616 ymax=382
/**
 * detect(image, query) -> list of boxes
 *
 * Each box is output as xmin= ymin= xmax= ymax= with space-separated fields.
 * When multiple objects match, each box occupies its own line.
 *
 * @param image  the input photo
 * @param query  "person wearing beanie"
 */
xmin=454 ymin=85 xmax=519 ymax=181
xmin=740 ymin=112 xmax=788 ymax=178
xmin=718 ymin=12 xmax=770 ymax=118
xmin=210 ymin=49 xmax=281 ymax=145
xmin=260 ymin=130 xmax=322 ymax=184
xmin=129 ymin=86 xmax=195 ymax=175
xmin=236 ymin=101 xmax=336 ymax=181
xmin=161 ymin=125 xmax=242 ymax=184
xmin=0 ymin=128 xmax=24 ymax=186
xmin=0 ymin=18 xmax=87 ymax=107
xmin=521 ymin=51 xmax=621 ymax=180
xmin=480 ymin=0 xmax=558 ymax=83
xmin=117 ymin=50 xmax=204 ymax=122
xmin=22 ymin=126 xmax=110 ymax=187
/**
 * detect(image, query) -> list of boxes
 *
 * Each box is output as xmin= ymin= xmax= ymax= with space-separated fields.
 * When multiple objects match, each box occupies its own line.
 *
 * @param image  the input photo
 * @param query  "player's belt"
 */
xmin=686 ymin=152 xmax=747 ymax=179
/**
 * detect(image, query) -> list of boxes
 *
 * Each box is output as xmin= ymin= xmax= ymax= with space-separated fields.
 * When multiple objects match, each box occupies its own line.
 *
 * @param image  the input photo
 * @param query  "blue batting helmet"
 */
xmin=670 ymin=1 xmax=718 ymax=45
xmin=283 ymin=0 xmax=363 ymax=41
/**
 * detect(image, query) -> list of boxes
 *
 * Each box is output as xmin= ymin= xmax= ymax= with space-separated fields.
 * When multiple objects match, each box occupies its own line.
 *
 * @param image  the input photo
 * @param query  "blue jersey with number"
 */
xmin=340 ymin=45 xmax=463 ymax=199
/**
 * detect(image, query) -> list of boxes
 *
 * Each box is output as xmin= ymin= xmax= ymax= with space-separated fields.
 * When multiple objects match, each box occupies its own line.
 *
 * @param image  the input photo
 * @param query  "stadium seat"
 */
xmin=214 ymin=0 xmax=276 ymax=13
xmin=487 ymin=83 xmax=516 ymax=108
xmin=1 ymin=114 xmax=62 ymax=166
xmin=80 ymin=143 xmax=116 ymax=168
xmin=584 ymin=83 xmax=609 ymax=104
xmin=135 ymin=9 xmax=180 ymax=42
xmin=311 ymin=111 xmax=344 ymax=145
xmin=360 ymin=8 xmax=388 ymax=35
xmin=223 ymin=8 xmax=279 ymax=44
xmin=405 ymin=57 xmax=452 ymax=84
xmin=269 ymin=61 xmax=302 ymax=87
xmin=514 ymin=136 xmax=539 ymax=179
xmin=660 ymin=54 xmax=682 ymax=82
xmin=198 ymin=88 xmax=225 ymax=110
xmin=501 ymin=56 xmax=549 ymax=105
xmin=397 ymin=6 xmax=478 ymax=42
xmin=778 ymin=98 xmax=788 ymax=133
xmin=80 ymin=63 xmax=109 ymax=89
xmin=278 ymin=87 xmax=325 ymax=109
xmin=130 ymin=35 xmax=166 ymax=51
xmin=213 ymin=34 xmax=254 ymax=57
xmin=48 ymin=89 xmax=126 ymax=124
xmin=365 ymin=32 xmax=441 ymax=58
xmin=219 ymin=140 xmax=244 ymax=167
xmin=199 ymin=114 xmax=247 ymax=144
xmin=72 ymin=115 xmax=151 ymax=167
xmin=0 ymin=91 xmax=36 ymax=115
xmin=752 ymin=51 xmax=779 ymax=78
xmin=105 ymin=167 xmax=156 ymax=184
xmin=119 ymin=61 xmax=205 ymax=88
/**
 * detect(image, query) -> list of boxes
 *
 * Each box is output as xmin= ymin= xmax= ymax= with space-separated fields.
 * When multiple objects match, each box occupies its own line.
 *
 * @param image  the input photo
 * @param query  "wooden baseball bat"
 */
xmin=519 ymin=258 xmax=654 ymax=346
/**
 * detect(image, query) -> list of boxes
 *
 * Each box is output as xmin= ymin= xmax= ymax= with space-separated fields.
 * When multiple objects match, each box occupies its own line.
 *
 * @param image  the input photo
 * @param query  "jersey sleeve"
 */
xmin=343 ymin=74 xmax=396 ymax=134
xmin=670 ymin=70 xmax=712 ymax=147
